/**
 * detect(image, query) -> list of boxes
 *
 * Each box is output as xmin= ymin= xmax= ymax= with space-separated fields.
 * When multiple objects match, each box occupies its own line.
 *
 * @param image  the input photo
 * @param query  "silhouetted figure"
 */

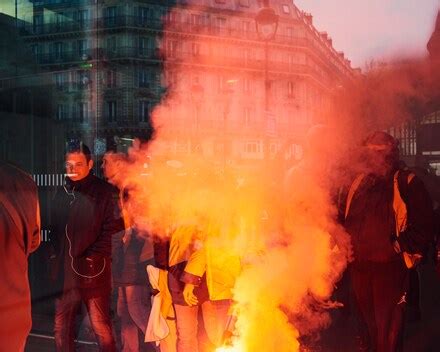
xmin=0 ymin=162 xmax=40 ymax=351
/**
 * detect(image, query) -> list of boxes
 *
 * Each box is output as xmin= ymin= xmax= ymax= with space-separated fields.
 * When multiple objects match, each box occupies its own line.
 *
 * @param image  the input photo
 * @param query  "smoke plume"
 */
xmin=104 ymin=3 xmax=440 ymax=351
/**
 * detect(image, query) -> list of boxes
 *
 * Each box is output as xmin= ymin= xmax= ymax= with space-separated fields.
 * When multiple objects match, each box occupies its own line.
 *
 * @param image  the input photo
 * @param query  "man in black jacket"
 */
xmin=0 ymin=162 xmax=40 ymax=351
xmin=343 ymin=132 xmax=434 ymax=352
xmin=50 ymin=144 xmax=124 ymax=352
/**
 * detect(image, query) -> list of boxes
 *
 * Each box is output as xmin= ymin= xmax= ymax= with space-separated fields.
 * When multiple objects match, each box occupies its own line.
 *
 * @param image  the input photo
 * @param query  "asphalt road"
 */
xmin=25 ymin=262 xmax=440 ymax=351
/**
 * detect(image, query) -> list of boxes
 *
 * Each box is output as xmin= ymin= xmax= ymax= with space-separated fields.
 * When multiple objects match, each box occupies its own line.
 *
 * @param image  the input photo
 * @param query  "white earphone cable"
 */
xmin=63 ymin=184 xmax=106 ymax=279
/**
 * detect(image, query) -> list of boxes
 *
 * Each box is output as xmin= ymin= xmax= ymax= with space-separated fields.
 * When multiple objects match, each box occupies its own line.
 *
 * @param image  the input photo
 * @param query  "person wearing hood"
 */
xmin=49 ymin=143 xmax=125 ymax=351
xmin=341 ymin=131 xmax=434 ymax=352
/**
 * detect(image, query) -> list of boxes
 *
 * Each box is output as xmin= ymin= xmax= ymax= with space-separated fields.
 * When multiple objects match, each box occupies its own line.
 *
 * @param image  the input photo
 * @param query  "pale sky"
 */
xmin=294 ymin=0 xmax=440 ymax=68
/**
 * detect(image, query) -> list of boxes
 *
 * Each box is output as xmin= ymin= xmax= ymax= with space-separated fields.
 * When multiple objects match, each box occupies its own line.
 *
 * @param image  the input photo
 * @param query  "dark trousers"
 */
xmin=350 ymin=260 xmax=408 ymax=352
xmin=54 ymin=288 xmax=116 ymax=352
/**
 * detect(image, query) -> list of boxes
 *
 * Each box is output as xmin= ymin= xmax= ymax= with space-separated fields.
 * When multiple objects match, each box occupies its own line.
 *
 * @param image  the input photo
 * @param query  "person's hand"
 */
xmin=183 ymin=283 xmax=198 ymax=306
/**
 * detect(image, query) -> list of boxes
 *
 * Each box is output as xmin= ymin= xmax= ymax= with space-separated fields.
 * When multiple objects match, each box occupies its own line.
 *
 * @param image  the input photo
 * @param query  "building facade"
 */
xmin=14 ymin=0 xmax=354 ymax=165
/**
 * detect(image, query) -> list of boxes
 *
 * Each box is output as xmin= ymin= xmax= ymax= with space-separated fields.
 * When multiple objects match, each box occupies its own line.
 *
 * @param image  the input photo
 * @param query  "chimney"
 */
xmin=320 ymin=31 xmax=328 ymax=40
xmin=337 ymin=51 xmax=344 ymax=59
xmin=303 ymin=12 xmax=313 ymax=24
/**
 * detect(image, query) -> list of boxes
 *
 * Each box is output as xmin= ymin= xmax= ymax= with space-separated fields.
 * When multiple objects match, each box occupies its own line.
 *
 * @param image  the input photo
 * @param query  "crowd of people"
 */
xmin=0 ymin=130 xmax=439 ymax=352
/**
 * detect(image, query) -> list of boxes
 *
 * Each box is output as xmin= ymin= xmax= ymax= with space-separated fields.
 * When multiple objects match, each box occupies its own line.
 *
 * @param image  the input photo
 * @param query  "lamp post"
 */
xmin=190 ymin=81 xmax=204 ymax=154
xmin=255 ymin=0 xmax=278 ymax=161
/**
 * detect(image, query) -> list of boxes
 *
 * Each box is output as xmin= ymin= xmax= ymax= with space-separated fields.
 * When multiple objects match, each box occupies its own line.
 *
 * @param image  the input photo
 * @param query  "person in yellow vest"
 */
xmin=154 ymin=224 xmax=240 ymax=352
xmin=342 ymin=131 xmax=434 ymax=352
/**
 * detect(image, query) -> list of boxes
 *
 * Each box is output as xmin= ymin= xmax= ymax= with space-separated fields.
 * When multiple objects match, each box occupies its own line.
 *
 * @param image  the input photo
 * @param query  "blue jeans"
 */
xmin=174 ymin=300 xmax=231 ymax=352
xmin=54 ymin=289 xmax=116 ymax=352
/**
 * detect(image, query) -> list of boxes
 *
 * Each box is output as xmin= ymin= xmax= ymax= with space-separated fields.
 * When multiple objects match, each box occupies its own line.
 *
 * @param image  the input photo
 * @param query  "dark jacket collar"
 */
xmin=65 ymin=172 xmax=94 ymax=191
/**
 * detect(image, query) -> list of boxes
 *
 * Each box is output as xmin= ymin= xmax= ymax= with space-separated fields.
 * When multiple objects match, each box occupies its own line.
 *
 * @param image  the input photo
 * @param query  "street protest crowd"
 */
xmin=1 ymin=130 xmax=440 ymax=352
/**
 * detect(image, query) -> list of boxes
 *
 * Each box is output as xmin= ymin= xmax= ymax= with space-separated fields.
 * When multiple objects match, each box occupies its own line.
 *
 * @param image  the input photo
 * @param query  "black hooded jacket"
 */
xmin=50 ymin=173 xmax=124 ymax=295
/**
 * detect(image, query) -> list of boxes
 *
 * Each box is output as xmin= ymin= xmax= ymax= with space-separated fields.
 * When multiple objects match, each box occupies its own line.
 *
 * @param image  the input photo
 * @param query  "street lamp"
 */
xmin=255 ymin=1 xmax=279 ymax=42
xmin=255 ymin=0 xmax=278 ymax=161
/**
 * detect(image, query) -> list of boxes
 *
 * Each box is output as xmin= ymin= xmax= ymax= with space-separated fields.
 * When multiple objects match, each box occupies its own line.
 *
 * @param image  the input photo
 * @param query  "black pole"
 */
xmin=94 ymin=0 xmax=99 ymax=168
xmin=264 ymin=40 xmax=269 ymax=161
xmin=265 ymin=40 xmax=269 ymax=112
xmin=15 ymin=0 xmax=18 ymax=77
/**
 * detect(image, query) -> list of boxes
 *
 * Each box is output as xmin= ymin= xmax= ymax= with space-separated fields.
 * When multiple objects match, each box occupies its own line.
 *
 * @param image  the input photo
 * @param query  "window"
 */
xmin=282 ymin=5 xmax=290 ymax=14
xmin=215 ymin=0 xmax=227 ymax=3
xmin=54 ymin=72 xmax=64 ymax=90
xmin=138 ymin=7 xmax=150 ymax=26
xmin=138 ymin=69 xmax=149 ymax=88
xmin=55 ymin=12 xmax=65 ymax=30
xmin=105 ymin=7 xmax=117 ymax=26
xmin=244 ymin=107 xmax=252 ymax=126
xmin=31 ymin=44 xmax=40 ymax=58
xmin=138 ymin=70 xmax=156 ymax=89
xmin=214 ymin=17 xmax=227 ymax=34
xmin=78 ymin=9 xmax=89 ymax=27
xmin=286 ymin=27 xmax=294 ymax=39
xmin=77 ymin=102 xmax=89 ymax=123
xmin=291 ymin=144 xmax=303 ymax=160
xmin=54 ymin=42 xmax=63 ymax=60
xmin=216 ymin=17 xmax=226 ymax=28
xmin=167 ymin=71 xmax=179 ymax=88
xmin=239 ymin=0 xmax=250 ymax=6
xmin=139 ymin=100 xmax=151 ymax=122
xmin=167 ymin=40 xmax=179 ymax=58
xmin=242 ymin=48 xmax=254 ymax=63
xmin=288 ymin=55 xmax=296 ymax=70
xmin=218 ymin=76 xmax=225 ymax=93
xmin=242 ymin=21 xmax=250 ymax=34
xmin=56 ymin=104 xmax=67 ymax=120
xmin=245 ymin=142 xmax=260 ymax=153
xmin=192 ymin=43 xmax=200 ymax=56
xmin=191 ymin=14 xmax=202 ymax=28
xmin=139 ymin=37 xmax=151 ymax=56
xmin=77 ymin=70 xmax=91 ymax=88
xmin=107 ymin=37 xmax=116 ymax=53
xmin=78 ymin=39 xmax=89 ymax=57
xmin=287 ymin=81 xmax=294 ymax=97
xmin=67 ymin=71 xmax=76 ymax=91
xmin=106 ymin=70 xmax=116 ymax=88
xmin=107 ymin=101 xmax=117 ymax=122
xmin=167 ymin=11 xmax=180 ymax=24
xmin=243 ymin=78 xmax=251 ymax=93
xmin=33 ymin=14 xmax=43 ymax=34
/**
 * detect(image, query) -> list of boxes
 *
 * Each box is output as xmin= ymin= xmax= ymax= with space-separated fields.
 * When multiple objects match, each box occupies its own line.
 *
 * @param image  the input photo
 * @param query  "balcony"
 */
xmin=20 ymin=15 xmax=352 ymax=75
xmin=34 ymin=49 xmax=94 ymax=65
xmin=22 ymin=16 xmax=164 ymax=37
xmin=33 ymin=47 xmax=160 ymax=65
